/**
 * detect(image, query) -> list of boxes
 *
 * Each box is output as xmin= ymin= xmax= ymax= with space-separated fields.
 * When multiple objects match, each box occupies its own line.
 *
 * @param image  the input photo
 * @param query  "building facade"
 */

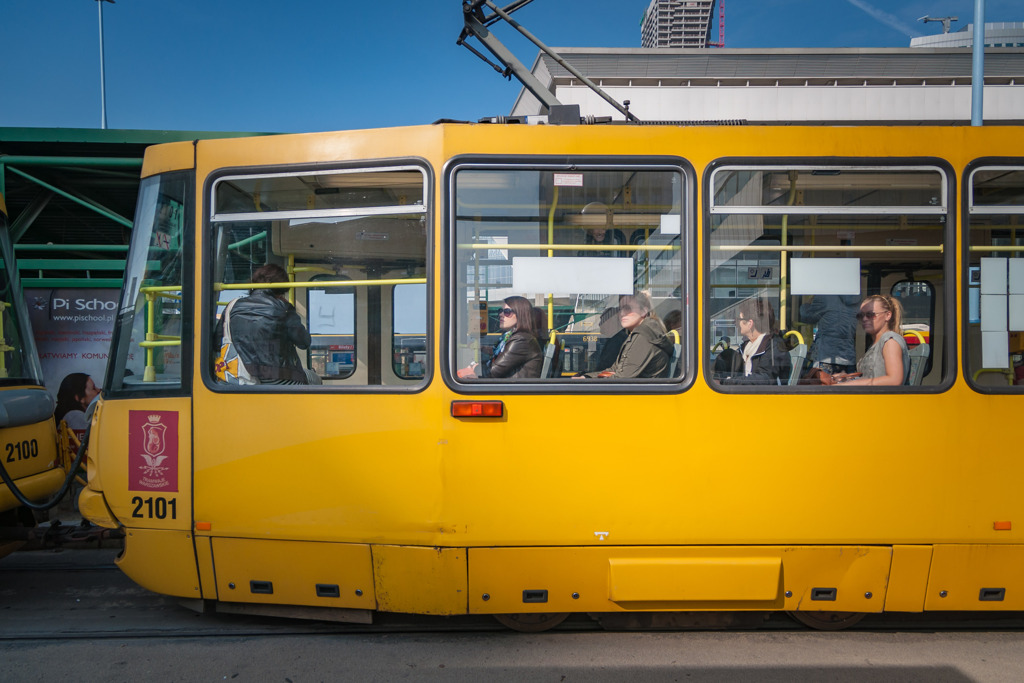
xmin=512 ymin=47 xmax=1024 ymax=125
xmin=911 ymin=22 xmax=1024 ymax=49
xmin=640 ymin=0 xmax=716 ymax=49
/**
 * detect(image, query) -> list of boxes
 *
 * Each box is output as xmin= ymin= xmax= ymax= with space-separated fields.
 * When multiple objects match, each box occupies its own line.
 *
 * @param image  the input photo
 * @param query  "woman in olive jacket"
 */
xmin=459 ymin=296 xmax=542 ymax=379
xmin=583 ymin=291 xmax=673 ymax=379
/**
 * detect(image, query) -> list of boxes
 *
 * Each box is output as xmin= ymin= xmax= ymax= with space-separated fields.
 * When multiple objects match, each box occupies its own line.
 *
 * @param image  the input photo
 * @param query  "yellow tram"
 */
xmin=0 ymin=194 xmax=64 ymax=558
xmin=78 ymin=123 xmax=1024 ymax=629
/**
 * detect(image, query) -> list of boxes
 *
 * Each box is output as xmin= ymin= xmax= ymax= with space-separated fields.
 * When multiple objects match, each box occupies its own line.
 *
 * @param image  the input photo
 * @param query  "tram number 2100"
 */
xmin=131 ymin=496 xmax=178 ymax=520
xmin=5 ymin=439 xmax=39 ymax=462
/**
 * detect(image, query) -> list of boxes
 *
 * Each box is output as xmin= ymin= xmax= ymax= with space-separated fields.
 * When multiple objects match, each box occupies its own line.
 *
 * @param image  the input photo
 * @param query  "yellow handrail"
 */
xmin=902 ymin=330 xmax=926 ymax=344
xmin=784 ymin=330 xmax=805 ymax=345
xmin=214 ymin=277 xmax=426 ymax=291
xmin=973 ymin=368 xmax=1014 ymax=385
xmin=668 ymin=329 xmax=680 ymax=344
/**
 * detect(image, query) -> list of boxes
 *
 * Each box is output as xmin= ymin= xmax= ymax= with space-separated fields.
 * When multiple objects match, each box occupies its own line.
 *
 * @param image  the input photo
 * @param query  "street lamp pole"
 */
xmin=96 ymin=0 xmax=115 ymax=129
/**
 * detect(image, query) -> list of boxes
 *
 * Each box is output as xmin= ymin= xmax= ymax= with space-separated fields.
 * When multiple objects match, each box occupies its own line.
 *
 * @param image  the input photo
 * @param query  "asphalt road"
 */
xmin=2 ymin=549 xmax=1023 ymax=682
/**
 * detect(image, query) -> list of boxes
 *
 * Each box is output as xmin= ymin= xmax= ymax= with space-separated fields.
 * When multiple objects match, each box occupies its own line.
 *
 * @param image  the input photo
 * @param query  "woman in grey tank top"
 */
xmin=834 ymin=295 xmax=909 ymax=387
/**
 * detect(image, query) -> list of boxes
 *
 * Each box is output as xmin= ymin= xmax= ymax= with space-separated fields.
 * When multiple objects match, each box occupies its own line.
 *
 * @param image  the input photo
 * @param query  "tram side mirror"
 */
xmin=890 ymin=279 xmax=935 ymax=377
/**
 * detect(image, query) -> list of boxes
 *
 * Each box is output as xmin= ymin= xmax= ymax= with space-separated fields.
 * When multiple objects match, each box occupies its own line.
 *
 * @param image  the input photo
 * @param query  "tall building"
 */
xmin=641 ymin=0 xmax=716 ymax=48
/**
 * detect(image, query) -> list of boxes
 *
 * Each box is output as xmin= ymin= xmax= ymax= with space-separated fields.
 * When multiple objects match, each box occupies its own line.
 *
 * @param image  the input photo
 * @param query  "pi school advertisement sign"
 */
xmin=24 ymin=288 xmax=118 ymax=400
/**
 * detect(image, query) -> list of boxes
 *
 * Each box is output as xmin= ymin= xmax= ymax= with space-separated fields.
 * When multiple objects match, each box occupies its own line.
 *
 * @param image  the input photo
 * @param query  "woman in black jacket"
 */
xmin=720 ymin=298 xmax=791 ymax=386
xmin=214 ymin=263 xmax=312 ymax=384
xmin=459 ymin=296 xmax=542 ymax=379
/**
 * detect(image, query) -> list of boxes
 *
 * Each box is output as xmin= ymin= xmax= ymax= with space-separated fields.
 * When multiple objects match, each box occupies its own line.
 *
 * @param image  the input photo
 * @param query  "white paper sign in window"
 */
xmin=511 ymin=257 xmax=634 ymax=297
xmin=790 ymin=258 xmax=861 ymax=295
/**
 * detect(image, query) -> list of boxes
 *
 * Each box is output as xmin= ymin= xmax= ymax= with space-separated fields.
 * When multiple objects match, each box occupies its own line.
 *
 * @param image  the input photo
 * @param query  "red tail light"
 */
xmin=451 ymin=400 xmax=504 ymax=418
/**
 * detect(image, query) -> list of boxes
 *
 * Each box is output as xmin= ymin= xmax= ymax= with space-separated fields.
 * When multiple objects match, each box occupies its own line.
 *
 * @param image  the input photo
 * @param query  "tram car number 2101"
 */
xmin=130 ymin=496 xmax=177 ymax=520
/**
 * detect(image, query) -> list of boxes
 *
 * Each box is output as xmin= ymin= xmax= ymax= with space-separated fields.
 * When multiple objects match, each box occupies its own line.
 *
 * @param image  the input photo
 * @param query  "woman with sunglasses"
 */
xmin=833 ymin=294 xmax=909 ymax=386
xmin=581 ymin=291 xmax=673 ymax=379
xmin=718 ymin=297 xmax=791 ymax=385
xmin=458 ymin=296 xmax=542 ymax=379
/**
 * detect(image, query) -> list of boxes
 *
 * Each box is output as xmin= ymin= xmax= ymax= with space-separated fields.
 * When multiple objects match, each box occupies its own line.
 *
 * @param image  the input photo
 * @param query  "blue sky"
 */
xmin=3 ymin=1 xmax=1020 ymax=133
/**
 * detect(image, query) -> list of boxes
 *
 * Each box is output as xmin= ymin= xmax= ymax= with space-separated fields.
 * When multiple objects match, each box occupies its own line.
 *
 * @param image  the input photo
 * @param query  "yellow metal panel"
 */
xmin=141 ymin=141 xmax=195 ymax=178
xmin=0 ymin=418 xmax=61 ymax=512
xmin=372 ymin=545 xmax=467 ymax=615
xmin=469 ymin=546 xmax=890 ymax=614
xmin=0 ymin=468 xmax=64 ymax=513
xmin=781 ymin=546 xmax=891 ymax=613
xmin=884 ymin=545 xmax=933 ymax=612
xmin=926 ymin=545 xmax=1024 ymax=610
xmin=77 ymin=487 xmax=119 ymax=529
xmin=609 ymin=557 xmax=781 ymax=602
xmin=117 ymin=528 xmax=201 ymax=599
xmin=92 ymin=397 xmax=192 ymax=532
xmin=195 ymin=536 xmax=217 ymax=600
xmin=212 ymin=538 xmax=375 ymax=610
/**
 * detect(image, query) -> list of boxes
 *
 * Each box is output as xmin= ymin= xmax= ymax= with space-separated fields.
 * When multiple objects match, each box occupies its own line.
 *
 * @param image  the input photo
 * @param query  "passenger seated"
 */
xmin=457 ymin=296 xmax=542 ymax=379
xmin=592 ymin=306 xmax=627 ymax=372
xmin=578 ymin=202 xmax=626 ymax=257
xmin=831 ymin=295 xmax=909 ymax=387
xmin=579 ymin=291 xmax=672 ymax=379
xmin=718 ymin=298 xmax=791 ymax=385
xmin=663 ymin=309 xmax=682 ymax=334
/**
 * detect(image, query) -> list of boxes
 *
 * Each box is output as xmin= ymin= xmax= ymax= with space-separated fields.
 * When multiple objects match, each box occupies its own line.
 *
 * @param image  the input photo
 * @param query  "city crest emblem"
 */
xmin=128 ymin=410 xmax=178 ymax=492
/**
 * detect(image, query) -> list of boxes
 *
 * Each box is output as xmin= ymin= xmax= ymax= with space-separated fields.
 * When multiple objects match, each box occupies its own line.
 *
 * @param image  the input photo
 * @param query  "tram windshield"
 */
xmin=0 ymin=199 xmax=45 ymax=387
xmin=106 ymin=172 xmax=191 ymax=393
xmin=450 ymin=163 xmax=687 ymax=383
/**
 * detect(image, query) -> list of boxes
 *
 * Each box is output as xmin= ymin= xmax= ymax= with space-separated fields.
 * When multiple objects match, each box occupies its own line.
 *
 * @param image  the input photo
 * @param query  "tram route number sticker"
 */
xmin=128 ymin=410 xmax=179 ymax=492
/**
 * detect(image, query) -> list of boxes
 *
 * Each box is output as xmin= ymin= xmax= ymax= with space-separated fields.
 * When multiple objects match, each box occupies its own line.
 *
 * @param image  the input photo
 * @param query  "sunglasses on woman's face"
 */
xmin=499 ymin=308 xmax=516 ymax=317
xmin=856 ymin=310 xmax=886 ymax=321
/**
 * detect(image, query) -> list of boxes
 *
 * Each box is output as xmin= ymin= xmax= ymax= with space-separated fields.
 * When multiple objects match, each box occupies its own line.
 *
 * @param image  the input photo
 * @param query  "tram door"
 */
xmin=191 ymin=162 xmax=437 ymax=544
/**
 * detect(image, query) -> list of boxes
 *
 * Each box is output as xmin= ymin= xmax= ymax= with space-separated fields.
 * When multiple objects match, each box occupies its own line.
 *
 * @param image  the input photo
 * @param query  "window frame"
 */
xmin=104 ymin=170 xmax=195 ymax=400
xmin=962 ymin=157 xmax=1024 ymax=394
xmin=703 ymin=156 xmax=956 ymax=394
xmin=200 ymin=157 xmax=433 ymax=394
xmin=442 ymin=154 xmax=696 ymax=395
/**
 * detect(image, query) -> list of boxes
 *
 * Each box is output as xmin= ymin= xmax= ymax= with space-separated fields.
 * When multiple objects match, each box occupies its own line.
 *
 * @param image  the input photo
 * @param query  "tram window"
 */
xmin=450 ymin=163 xmax=688 ymax=385
xmin=707 ymin=164 xmax=950 ymax=390
xmin=207 ymin=165 xmax=429 ymax=390
xmin=108 ymin=172 xmax=191 ymax=393
xmin=965 ymin=165 xmax=1024 ymax=390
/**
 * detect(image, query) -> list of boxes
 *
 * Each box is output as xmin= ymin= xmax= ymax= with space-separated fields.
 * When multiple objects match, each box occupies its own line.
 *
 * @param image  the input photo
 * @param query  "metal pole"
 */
xmin=483 ymin=0 xmax=640 ymax=122
xmin=97 ymin=0 xmax=110 ymax=129
xmin=971 ymin=0 xmax=985 ymax=126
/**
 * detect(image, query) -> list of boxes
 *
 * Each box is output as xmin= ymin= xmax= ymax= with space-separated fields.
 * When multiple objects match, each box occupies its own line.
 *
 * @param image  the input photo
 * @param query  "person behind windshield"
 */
xmin=581 ymin=291 xmax=672 ymax=379
xmin=577 ymin=202 xmax=626 ymax=258
xmin=459 ymin=296 xmax=542 ymax=379
xmin=719 ymin=298 xmax=791 ymax=385
xmin=833 ymin=294 xmax=909 ymax=387
xmin=214 ymin=263 xmax=312 ymax=384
